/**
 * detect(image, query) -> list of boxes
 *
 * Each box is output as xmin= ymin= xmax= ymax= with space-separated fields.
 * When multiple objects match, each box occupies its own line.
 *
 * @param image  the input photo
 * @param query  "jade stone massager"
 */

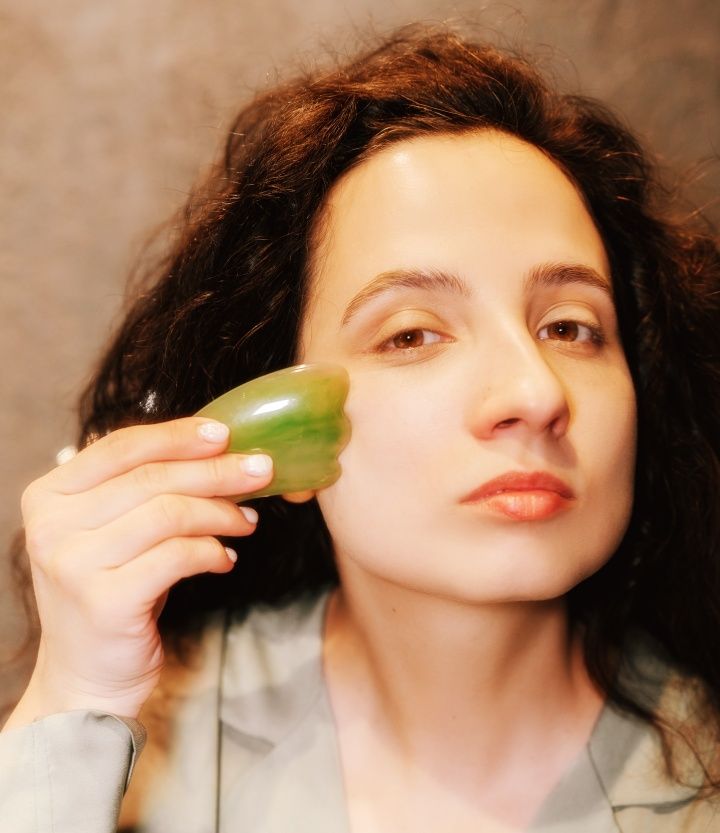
xmin=196 ymin=363 xmax=351 ymax=500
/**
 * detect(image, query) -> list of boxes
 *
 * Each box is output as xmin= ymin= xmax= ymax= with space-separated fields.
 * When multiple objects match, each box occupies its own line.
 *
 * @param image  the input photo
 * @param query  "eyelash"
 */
xmin=375 ymin=328 xmax=447 ymax=353
xmin=538 ymin=319 xmax=607 ymax=346
xmin=375 ymin=319 xmax=607 ymax=355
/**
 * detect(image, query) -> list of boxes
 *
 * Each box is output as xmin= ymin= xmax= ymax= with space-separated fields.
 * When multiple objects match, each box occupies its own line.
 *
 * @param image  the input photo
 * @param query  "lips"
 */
xmin=461 ymin=471 xmax=575 ymax=503
xmin=460 ymin=471 xmax=576 ymax=522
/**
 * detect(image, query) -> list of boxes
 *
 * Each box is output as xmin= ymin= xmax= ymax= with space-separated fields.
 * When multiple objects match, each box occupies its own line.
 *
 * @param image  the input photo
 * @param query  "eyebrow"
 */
xmin=339 ymin=262 xmax=614 ymax=327
xmin=340 ymin=269 xmax=469 ymax=326
xmin=528 ymin=263 xmax=614 ymax=300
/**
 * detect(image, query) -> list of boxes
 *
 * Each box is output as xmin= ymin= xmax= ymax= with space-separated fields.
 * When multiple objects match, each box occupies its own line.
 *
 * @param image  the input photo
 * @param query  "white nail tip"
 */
xmin=239 ymin=506 xmax=259 ymax=525
xmin=55 ymin=445 xmax=78 ymax=465
xmin=198 ymin=422 xmax=230 ymax=442
xmin=242 ymin=454 xmax=273 ymax=477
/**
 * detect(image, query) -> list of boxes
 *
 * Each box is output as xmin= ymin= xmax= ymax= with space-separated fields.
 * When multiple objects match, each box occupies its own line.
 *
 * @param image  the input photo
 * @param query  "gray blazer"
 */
xmin=1 ymin=592 xmax=717 ymax=832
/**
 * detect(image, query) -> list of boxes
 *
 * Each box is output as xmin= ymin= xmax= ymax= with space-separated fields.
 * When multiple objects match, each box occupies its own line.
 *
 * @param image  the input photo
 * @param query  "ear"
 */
xmin=281 ymin=490 xmax=316 ymax=504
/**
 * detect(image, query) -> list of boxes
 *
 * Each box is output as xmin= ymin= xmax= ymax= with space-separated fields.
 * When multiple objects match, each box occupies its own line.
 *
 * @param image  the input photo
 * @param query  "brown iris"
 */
xmin=547 ymin=321 xmax=580 ymax=341
xmin=391 ymin=329 xmax=427 ymax=349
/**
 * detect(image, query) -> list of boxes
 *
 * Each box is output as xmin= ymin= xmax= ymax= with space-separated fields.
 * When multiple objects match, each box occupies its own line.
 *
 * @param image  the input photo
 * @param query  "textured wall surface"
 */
xmin=1 ymin=0 xmax=718 ymax=696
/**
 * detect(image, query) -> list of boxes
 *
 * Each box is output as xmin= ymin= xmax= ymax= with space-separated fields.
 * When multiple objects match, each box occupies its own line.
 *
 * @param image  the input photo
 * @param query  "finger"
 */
xmin=111 ymin=536 xmax=239 ymax=606
xmin=281 ymin=490 xmax=316 ymax=503
xmin=60 ymin=452 xmax=273 ymax=529
xmin=43 ymin=417 xmax=233 ymax=496
xmin=73 ymin=494 xmax=258 ymax=569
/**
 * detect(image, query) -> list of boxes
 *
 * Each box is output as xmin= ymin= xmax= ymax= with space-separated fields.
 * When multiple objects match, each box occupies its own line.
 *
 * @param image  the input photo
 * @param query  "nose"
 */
xmin=465 ymin=326 xmax=570 ymax=442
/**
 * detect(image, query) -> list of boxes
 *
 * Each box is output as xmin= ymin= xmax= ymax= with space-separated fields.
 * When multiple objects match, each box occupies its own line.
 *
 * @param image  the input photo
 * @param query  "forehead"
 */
xmin=304 ymin=130 xmax=609 ymax=318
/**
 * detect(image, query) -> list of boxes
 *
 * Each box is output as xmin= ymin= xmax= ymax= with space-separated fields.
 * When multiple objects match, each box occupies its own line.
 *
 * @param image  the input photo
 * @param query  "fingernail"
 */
xmin=224 ymin=546 xmax=238 ymax=563
xmin=198 ymin=421 xmax=230 ymax=443
xmin=241 ymin=454 xmax=273 ymax=477
xmin=239 ymin=506 xmax=258 ymax=525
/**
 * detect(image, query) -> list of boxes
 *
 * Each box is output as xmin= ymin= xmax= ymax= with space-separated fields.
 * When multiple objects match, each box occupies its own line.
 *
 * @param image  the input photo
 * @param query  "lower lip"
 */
xmin=470 ymin=490 xmax=573 ymax=521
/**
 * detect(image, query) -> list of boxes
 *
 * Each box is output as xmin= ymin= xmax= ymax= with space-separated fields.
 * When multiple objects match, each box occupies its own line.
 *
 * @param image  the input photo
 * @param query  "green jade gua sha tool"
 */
xmin=195 ymin=363 xmax=351 ymax=500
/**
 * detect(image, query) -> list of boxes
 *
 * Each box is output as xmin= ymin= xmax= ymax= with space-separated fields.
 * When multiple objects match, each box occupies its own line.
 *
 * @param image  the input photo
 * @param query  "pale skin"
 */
xmin=299 ymin=131 xmax=637 ymax=831
xmin=5 ymin=130 xmax=637 ymax=833
xmin=5 ymin=421 xmax=276 ymax=723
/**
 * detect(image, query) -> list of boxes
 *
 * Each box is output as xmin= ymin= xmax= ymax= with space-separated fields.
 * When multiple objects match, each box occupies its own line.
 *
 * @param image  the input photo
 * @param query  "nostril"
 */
xmin=497 ymin=418 xmax=520 ymax=428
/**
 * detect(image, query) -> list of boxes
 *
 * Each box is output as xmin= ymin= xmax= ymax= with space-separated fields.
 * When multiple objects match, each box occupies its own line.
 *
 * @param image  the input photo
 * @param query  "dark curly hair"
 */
xmin=10 ymin=24 xmax=720 ymax=789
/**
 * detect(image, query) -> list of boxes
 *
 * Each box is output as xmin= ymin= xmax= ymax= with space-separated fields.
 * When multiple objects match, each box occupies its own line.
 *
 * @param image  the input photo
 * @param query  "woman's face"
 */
xmin=297 ymin=131 xmax=637 ymax=603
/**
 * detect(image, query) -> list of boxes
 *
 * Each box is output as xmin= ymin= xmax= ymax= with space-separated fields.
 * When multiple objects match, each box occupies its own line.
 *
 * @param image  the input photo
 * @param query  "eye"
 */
xmin=376 ymin=328 xmax=448 ymax=353
xmin=538 ymin=319 xmax=606 ymax=346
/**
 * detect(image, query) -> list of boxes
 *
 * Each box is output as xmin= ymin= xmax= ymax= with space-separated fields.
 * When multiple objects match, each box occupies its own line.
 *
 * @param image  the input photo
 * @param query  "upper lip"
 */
xmin=461 ymin=471 xmax=575 ymax=503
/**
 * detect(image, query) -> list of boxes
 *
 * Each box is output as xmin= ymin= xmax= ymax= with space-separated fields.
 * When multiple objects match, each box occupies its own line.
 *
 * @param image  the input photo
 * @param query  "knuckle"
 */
xmin=186 ymin=536 xmax=222 ymax=569
xmin=133 ymin=461 xmax=167 ymax=492
xmin=203 ymin=535 xmax=226 ymax=559
xmin=166 ymin=418 xmax=188 ymax=449
xmin=175 ymin=536 xmax=198 ymax=562
xmin=43 ymin=550 xmax=83 ymax=594
xmin=21 ymin=479 xmax=45 ymax=518
xmin=214 ymin=497 xmax=243 ymax=525
xmin=102 ymin=425 xmax=133 ymax=458
xmin=223 ymin=505 xmax=254 ymax=539
xmin=205 ymin=454 xmax=229 ymax=486
xmin=20 ymin=483 xmax=36 ymax=517
xmin=174 ymin=535 xmax=224 ymax=574
xmin=152 ymin=493 xmax=188 ymax=533
xmin=24 ymin=515 xmax=59 ymax=562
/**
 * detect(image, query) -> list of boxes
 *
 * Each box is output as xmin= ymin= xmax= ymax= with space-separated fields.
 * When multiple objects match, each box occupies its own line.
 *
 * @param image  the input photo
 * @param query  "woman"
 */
xmin=2 ymin=24 xmax=719 ymax=833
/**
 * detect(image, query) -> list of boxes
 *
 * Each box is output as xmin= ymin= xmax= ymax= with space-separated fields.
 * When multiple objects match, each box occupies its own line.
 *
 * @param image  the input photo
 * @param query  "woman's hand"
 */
xmin=5 ymin=417 xmax=273 ymax=727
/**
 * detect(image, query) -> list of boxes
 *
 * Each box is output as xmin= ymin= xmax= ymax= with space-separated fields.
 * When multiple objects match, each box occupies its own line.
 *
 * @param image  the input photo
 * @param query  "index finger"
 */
xmin=45 ymin=417 xmax=231 ymax=495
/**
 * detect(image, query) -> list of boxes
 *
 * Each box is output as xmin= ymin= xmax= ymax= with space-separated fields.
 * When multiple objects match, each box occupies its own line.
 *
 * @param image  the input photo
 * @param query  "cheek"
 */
xmin=585 ymin=371 xmax=637 ymax=478
xmin=316 ymin=372 xmax=449 ymax=534
xmin=576 ymin=370 xmax=637 ymax=549
xmin=337 ymin=373 xmax=445 ymax=483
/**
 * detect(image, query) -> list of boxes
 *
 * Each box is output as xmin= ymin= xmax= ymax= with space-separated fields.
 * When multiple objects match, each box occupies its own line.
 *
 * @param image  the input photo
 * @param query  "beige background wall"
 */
xmin=2 ymin=0 xmax=718 ymax=697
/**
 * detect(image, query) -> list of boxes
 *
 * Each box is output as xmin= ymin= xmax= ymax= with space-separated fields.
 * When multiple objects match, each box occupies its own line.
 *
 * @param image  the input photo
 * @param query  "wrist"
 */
xmin=3 ymin=676 xmax=146 ymax=731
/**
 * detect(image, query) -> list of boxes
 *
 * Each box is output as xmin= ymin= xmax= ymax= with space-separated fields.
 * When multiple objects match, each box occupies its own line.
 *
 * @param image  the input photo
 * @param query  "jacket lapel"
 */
xmin=137 ymin=613 xmax=227 ymax=833
xmin=218 ymin=591 xmax=350 ymax=833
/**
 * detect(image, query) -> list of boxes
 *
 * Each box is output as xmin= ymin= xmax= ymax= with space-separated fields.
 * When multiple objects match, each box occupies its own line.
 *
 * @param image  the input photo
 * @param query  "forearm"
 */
xmin=0 ymin=710 xmax=145 ymax=833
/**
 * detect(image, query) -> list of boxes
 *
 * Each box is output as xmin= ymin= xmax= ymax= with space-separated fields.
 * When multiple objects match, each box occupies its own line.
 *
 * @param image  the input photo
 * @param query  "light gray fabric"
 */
xmin=0 ymin=710 xmax=145 ymax=833
xmin=1 ymin=591 xmax=717 ymax=832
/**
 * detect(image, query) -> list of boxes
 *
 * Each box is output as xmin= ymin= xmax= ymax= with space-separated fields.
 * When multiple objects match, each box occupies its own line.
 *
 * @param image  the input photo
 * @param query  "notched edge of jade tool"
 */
xmin=195 ymin=363 xmax=352 ymax=497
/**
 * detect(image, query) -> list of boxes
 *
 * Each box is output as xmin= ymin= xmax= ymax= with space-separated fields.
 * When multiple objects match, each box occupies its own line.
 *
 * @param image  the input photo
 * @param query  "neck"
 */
xmin=323 ymin=567 xmax=603 ymax=770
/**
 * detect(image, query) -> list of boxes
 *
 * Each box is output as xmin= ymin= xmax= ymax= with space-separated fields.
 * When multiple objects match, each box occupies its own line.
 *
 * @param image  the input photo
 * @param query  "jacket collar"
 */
xmin=588 ymin=635 xmax=707 ymax=810
xmin=219 ymin=591 xmax=350 ymax=833
xmin=219 ymin=593 xmax=706 ymax=825
xmin=220 ymin=591 xmax=330 ymax=745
